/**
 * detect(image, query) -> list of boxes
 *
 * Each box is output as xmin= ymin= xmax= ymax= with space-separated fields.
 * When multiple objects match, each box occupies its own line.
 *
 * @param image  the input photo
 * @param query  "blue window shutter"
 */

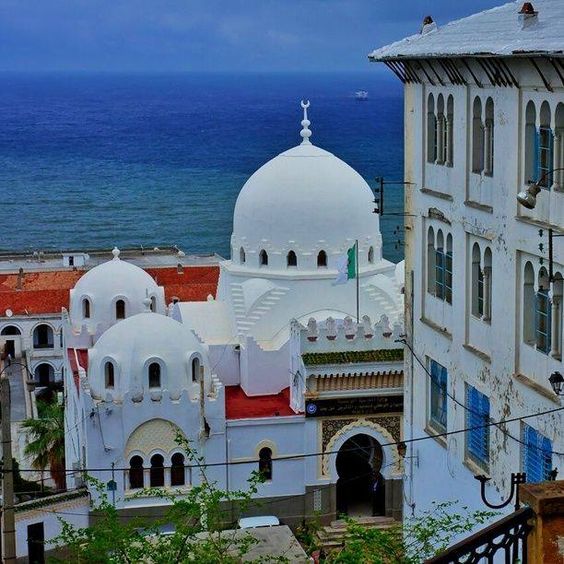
xmin=534 ymin=128 xmax=540 ymax=182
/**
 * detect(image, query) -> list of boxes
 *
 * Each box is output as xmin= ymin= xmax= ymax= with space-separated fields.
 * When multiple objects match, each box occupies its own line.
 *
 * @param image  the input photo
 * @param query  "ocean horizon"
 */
xmin=0 ymin=71 xmax=405 ymax=262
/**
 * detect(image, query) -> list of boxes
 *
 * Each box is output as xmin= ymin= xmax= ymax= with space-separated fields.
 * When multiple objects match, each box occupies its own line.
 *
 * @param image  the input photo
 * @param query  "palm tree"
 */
xmin=22 ymin=401 xmax=66 ymax=490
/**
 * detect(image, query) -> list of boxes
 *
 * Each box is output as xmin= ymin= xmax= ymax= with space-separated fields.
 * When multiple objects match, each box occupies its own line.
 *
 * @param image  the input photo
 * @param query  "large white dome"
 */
xmin=88 ymin=311 xmax=209 ymax=402
xmin=69 ymin=248 xmax=165 ymax=330
xmin=231 ymin=109 xmax=382 ymax=273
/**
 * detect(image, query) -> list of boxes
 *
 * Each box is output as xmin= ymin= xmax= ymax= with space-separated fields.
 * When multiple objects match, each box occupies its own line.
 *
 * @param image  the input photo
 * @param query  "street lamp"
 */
xmin=517 ymin=168 xmax=564 ymax=209
xmin=549 ymin=371 xmax=564 ymax=396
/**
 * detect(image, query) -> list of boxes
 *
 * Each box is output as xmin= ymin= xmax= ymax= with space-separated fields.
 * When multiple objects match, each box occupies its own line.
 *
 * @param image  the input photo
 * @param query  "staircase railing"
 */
xmin=425 ymin=506 xmax=534 ymax=564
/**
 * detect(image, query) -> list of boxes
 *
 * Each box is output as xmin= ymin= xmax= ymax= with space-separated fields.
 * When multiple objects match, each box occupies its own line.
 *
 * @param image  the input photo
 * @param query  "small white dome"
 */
xmin=231 ymin=137 xmax=381 ymax=272
xmin=70 ymin=249 xmax=165 ymax=330
xmin=88 ymin=312 xmax=208 ymax=401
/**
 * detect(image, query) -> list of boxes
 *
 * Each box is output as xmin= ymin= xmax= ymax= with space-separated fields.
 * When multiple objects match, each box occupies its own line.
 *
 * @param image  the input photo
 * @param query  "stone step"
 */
xmin=330 ymin=516 xmax=395 ymax=529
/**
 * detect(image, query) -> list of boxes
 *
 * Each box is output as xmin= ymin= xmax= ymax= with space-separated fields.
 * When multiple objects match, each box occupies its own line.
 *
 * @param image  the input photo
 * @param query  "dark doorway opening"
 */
xmin=336 ymin=433 xmax=384 ymax=517
xmin=34 ymin=364 xmax=54 ymax=386
xmin=5 ymin=339 xmax=15 ymax=358
xmin=27 ymin=522 xmax=45 ymax=564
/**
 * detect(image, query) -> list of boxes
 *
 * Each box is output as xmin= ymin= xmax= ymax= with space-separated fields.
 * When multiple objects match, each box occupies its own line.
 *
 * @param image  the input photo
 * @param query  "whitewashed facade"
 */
xmin=370 ymin=0 xmax=564 ymax=518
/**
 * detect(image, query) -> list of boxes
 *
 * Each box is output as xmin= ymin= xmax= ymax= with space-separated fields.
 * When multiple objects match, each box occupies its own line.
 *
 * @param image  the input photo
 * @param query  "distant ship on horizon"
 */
xmin=355 ymin=90 xmax=368 ymax=100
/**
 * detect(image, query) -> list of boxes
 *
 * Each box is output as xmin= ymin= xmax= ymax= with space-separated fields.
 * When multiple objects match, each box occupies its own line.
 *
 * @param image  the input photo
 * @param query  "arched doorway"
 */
xmin=1 ymin=325 xmax=21 ymax=358
xmin=336 ymin=434 xmax=384 ymax=517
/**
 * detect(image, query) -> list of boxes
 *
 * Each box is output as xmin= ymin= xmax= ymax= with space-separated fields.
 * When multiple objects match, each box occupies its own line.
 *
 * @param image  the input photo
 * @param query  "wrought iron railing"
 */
xmin=425 ymin=506 xmax=534 ymax=564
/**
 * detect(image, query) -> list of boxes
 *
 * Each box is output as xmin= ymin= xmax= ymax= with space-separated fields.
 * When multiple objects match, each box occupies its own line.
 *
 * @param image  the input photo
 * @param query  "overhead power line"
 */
xmin=400 ymin=338 xmax=564 ymax=457
xmin=5 ymin=403 xmax=563 ymax=475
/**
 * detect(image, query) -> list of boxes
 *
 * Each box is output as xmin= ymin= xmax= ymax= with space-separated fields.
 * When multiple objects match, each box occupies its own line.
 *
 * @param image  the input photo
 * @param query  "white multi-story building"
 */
xmin=370 ymin=0 xmax=564 ymax=518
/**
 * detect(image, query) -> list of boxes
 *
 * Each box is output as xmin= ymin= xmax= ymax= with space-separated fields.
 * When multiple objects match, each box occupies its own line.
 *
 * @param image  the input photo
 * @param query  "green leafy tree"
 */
xmin=327 ymin=501 xmax=496 ymax=564
xmin=21 ymin=400 xmax=66 ymax=490
xmin=51 ymin=432 xmax=288 ymax=563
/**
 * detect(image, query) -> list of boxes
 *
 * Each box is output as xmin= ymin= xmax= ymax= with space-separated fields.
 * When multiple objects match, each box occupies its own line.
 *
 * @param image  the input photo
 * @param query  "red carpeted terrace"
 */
xmin=225 ymin=386 xmax=298 ymax=420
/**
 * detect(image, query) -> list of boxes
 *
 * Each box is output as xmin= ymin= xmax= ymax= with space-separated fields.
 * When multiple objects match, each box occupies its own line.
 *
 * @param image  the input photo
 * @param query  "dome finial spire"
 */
xmin=300 ymin=100 xmax=312 ymax=145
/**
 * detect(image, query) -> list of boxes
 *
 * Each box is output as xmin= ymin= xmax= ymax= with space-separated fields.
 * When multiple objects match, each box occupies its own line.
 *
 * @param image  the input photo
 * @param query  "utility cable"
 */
xmin=6 ymin=403 xmax=564 ymax=474
xmin=400 ymin=338 xmax=564 ymax=456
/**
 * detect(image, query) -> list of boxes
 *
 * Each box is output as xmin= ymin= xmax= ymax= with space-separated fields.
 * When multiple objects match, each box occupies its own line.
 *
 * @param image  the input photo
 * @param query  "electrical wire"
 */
xmin=33 ymin=462 xmax=395 ymax=521
xmin=6 ymin=403 xmax=563 ymax=474
xmin=400 ymin=338 xmax=564 ymax=456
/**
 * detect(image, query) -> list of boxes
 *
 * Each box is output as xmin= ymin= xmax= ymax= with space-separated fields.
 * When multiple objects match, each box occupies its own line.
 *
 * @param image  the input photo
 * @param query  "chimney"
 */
xmin=518 ymin=2 xmax=538 ymax=28
xmin=16 ymin=267 xmax=24 ymax=291
xmin=421 ymin=15 xmax=438 ymax=35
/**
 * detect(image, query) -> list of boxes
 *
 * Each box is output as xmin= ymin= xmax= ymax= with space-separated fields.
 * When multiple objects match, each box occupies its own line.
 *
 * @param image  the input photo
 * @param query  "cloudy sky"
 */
xmin=1 ymin=0 xmax=504 ymax=72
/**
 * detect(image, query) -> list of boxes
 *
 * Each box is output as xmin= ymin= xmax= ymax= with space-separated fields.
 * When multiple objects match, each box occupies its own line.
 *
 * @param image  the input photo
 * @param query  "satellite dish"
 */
xmin=5 ymin=309 xmax=13 ymax=318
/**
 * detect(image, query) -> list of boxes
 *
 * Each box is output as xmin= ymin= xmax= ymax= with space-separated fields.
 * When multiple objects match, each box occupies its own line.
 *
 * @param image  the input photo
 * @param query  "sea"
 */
xmin=0 ymin=72 xmax=404 ymax=262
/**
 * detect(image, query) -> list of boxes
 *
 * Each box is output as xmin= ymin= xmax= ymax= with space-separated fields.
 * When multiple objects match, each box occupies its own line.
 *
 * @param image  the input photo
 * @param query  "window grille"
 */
xmin=477 ymin=267 xmax=484 ymax=317
xmin=522 ymin=424 xmax=553 ymax=483
xmin=535 ymin=288 xmax=551 ymax=354
xmin=538 ymin=127 xmax=554 ymax=187
xmin=445 ymin=251 xmax=453 ymax=304
xmin=465 ymin=385 xmax=490 ymax=469
xmin=435 ymin=248 xmax=445 ymax=300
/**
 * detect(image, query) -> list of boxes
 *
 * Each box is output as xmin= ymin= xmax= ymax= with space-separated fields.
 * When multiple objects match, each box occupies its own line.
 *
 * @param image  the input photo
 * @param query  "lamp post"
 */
xmin=549 ymin=371 xmax=564 ymax=396
xmin=517 ymin=168 xmax=564 ymax=209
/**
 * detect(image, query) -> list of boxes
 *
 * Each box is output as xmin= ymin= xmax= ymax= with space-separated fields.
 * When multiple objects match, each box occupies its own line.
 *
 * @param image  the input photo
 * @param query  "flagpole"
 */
xmin=355 ymin=239 xmax=360 ymax=323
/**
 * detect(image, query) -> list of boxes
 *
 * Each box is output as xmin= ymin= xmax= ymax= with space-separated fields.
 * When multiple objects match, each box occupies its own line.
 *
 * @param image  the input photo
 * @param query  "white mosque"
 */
xmin=62 ymin=103 xmax=406 ymax=523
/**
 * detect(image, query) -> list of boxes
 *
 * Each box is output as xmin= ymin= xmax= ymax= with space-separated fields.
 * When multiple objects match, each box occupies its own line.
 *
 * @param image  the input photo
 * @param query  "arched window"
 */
xmin=115 ymin=299 xmax=126 ymax=320
xmin=258 ymin=447 xmax=273 ymax=480
xmin=435 ymin=230 xmax=445 ymax=299
xmin=436 ymin=94 xmax=445 ymax=165
xmin=555 ymin=104 xmax=564 ymax=190
xmin=191 ymin=356 xmax=201 ymax=383
xmin=551 ymin=273 xmax=563 ymax=359
xmin=471 ymin=243 xmax=483 ymax=317
xmin=33 ymin=324 xmax=54 ymax=349
xmin=525 ymin=101 xmax=537 ymax=183
xmin=368 ymin=246 xmax=374 ymax=264
xmin=427 ymin=227 xmax=436 ymax=295
xmin=34 ymin=363 xmax=54 ymax=386
xmin=427 ymin=94 xmax=437 ymax=163
xmin=150 ymin=296 xmax=156 ymax=312
xmin=239 ymin=247 xmax=246 ymax=264
xmin=148 ymin=362 xmax=161 ymax=388
xmin=287 ymin=250 xmax=297 ymax=267
xmin=129 ymin=456 xmax=144 ymax=489
xmin=484 ymin=98 xmax=494 ymax=176
xmin=523 ymin=262 xmax=536 ymax=345
xmin=317 ymin=250 xmax=327 ymax=268
xmin=1 ymin=326 xmax=21 ymax=336
xmin=259 ymin=249 xmax=268 ymax=267
xmin=446 ymin=95 xmax=454 ymax=166
xmin=82 ymin=298 xmax=91 ymax=319
xmin=150 ymin=454 xmax=164 ymax=487
xmin=445 ymin=235 xmax=453 ymax=304
xmin=472 ymin=97 xmax=484 ymax=173
xmin=104 ymin=361 xmax=115 ymax=389
xmin=536 ymin=268 xmax=551 ymax=354
xmin=170 ymin=453 xmax=185 ymax=486
xmin=539 ymin=102 xmax=553 ymax=188
xmin=483 ymin=248 xmax=492 ymax=321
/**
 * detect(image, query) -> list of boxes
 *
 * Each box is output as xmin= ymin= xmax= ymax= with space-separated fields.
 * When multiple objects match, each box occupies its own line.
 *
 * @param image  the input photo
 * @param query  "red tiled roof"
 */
xmin=0 ymin=266 xmax=220 ymax=316
xmin=145 ymin=267 xmax=219 ymax=303
xmin=225 ymin=386 xmax=297 ymax=420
